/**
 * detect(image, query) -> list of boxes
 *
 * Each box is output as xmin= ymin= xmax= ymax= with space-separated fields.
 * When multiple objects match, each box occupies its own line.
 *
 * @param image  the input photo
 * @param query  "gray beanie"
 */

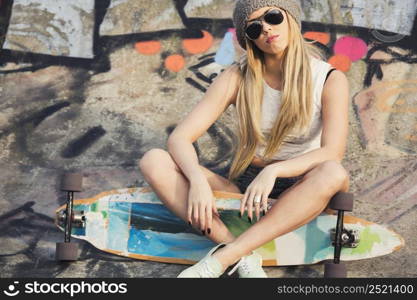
xmin=233 ymin=0 xmax=302 ymax=49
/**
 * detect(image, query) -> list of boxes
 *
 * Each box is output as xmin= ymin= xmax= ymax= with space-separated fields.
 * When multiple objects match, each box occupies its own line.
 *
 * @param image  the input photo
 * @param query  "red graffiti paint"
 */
xmin=135 ymin=41 xmax=162 ymax=55
xmin=303 ymin=32 xmax=330 ymax=45
xmin=334 ymin=36 xmax=368 ymax=62
xmin=182 ymin=30 xmax=213 ymax=54
xmin=165 ymin=54 xmax=185 ymax=72
xmin=328 ymin=54 xmax=351 ymax=72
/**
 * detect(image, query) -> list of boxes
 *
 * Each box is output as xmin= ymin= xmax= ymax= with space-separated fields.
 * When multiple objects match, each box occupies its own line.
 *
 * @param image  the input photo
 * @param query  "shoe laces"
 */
xmin=238 ymin=259 xmax=252 ymax=275
xmin=199 ymin=260 xmax=219 ymax=278
xmin=227 ymin=256 xmax=248 ymax=276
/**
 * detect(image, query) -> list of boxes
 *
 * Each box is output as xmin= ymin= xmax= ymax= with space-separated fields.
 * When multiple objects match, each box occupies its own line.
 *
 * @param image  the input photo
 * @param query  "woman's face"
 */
xmin=246 ymin=6 xmax=290 ymax=55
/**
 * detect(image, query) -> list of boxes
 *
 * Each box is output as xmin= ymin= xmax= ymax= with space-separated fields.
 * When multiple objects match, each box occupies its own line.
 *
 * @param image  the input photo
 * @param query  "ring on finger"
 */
xmin=254 ymin=195 xmax=261 ymax=204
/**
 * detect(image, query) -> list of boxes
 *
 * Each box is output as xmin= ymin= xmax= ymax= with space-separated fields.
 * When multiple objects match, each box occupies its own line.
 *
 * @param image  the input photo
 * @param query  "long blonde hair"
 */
xmin=228 ymin=9 xmax=325 ymax=181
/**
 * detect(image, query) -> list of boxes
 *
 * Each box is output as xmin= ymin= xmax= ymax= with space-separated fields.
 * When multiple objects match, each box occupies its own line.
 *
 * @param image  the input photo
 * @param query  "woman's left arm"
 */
xmin=267 ymin=69 xmax=349 ymax=178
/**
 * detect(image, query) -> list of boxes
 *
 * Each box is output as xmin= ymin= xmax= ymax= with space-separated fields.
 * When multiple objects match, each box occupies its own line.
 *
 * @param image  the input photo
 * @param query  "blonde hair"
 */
xmin=228 ymin=9 xmax=325 ymax=181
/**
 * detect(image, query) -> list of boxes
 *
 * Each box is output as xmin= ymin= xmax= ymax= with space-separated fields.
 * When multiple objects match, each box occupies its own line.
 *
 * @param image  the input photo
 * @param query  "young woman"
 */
xmin=139 ymin=0 xmax=350 ymax=278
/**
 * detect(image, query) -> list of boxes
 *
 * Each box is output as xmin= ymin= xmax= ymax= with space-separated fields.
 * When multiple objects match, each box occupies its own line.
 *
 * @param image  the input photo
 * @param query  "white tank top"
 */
xmin=255 ymin=56 xmax=333 ymax=161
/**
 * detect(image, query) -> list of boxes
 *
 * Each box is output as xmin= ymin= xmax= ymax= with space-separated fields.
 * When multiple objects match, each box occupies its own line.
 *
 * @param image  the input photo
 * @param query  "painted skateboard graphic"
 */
xmin=55 ymin=186 xmax=404 ymax=266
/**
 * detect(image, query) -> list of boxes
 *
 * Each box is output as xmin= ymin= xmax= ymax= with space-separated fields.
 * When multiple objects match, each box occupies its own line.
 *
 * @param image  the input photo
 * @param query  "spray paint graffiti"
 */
xmin=0 ymin=0 xmax=416 ymax=277
xmin=4 ymin=0 xmax=95 ymax=58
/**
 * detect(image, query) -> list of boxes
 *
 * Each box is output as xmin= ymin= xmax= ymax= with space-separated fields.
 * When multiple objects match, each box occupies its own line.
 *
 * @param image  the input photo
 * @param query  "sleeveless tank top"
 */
xmin=255 ymin=56 xmax=333 ymax=161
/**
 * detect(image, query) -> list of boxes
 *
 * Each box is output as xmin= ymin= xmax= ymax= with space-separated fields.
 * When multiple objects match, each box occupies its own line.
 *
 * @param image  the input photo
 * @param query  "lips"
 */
xmin=266 ymin=35 xmax=279 ymax=43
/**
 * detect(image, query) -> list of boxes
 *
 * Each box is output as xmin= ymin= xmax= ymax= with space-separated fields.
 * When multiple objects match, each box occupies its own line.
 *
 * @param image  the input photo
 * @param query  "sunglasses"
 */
xmin=245 ymin=9 xmax=284 ymax=41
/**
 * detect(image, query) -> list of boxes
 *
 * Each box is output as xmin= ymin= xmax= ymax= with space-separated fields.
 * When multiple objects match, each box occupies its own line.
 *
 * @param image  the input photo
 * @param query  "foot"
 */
xmin=177 ymin=244 xmax=227 ymax=278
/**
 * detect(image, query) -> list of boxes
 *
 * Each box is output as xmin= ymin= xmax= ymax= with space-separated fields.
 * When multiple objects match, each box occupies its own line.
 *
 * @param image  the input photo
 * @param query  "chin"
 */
xmin=262 ymin=46 xmax=285 ymax=55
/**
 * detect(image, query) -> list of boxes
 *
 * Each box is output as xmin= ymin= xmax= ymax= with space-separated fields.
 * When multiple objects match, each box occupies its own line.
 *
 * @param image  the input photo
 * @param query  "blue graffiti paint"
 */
xmin=215 ymin=31 xmax=235 ymax=66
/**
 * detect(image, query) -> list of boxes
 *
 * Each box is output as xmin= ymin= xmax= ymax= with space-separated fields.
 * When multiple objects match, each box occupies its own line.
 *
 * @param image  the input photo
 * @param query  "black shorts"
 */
xmin=233 ymin=164 xmax=303 ymax=199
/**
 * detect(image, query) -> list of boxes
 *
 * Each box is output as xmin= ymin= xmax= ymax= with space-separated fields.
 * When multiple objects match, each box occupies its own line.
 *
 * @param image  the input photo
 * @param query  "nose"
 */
xmin=261 ymin=20 xmax=273 ymax=33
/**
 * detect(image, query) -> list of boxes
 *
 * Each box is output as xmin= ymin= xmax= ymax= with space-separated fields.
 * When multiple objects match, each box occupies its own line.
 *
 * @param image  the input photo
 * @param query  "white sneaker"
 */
xmin=228 ymin=251 xmax=267 ymax=278
xmin=177 ymin=244 xmax=226 ymax=278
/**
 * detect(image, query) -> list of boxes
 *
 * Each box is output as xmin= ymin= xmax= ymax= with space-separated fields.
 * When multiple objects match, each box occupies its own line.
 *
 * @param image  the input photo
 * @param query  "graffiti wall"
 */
xmin=0 ymin=0 xmax=416 ymax=278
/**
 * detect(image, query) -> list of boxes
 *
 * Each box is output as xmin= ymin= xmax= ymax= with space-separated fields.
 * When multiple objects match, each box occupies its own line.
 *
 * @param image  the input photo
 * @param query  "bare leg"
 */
xmin=212 ymin=160 xmax=350 ymax=269
xmin=139 ymin=148 xmax=241 ymax=244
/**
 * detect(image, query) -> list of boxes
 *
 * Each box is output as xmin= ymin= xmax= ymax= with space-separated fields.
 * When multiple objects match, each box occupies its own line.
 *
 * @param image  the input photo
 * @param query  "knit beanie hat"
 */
xmin=233 ymin=0 xmax=302 ymax=49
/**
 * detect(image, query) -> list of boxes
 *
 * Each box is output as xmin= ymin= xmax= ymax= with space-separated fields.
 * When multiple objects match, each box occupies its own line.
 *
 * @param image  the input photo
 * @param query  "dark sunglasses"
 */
xmin=245 ymin=9 xmax=284 ymax=40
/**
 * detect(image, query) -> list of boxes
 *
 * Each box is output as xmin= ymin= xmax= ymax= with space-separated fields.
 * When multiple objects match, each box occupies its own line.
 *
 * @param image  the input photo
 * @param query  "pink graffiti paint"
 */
xmin=334 ymin=36 xmax=368 ymax=62
xmin=228 ymin=28 xmax=237 ymax=41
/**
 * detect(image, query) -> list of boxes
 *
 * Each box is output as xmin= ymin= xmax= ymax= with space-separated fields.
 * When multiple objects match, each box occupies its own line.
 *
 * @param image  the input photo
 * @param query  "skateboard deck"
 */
xmin=55 ymin=187 xmax=404 ymax=266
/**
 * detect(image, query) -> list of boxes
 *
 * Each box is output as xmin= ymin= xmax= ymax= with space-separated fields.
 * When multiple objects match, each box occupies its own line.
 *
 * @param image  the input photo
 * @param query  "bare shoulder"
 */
xmin=212 ymin=64 xmax=242 ymax=106
xmin=223 ymin=63 xmax=243 ymax=77
xmin=216 ymin=64 xmax=242 ymax=84
xmin=321 ymin=69 xmax=349 ymax=107
xmin=323 ymin=69 xmax=349 ymax=92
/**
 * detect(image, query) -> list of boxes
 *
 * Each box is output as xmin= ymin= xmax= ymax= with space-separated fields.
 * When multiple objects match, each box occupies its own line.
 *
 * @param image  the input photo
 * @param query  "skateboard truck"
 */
xmin=330 ymin=228 xmax=359 ymax=248
xmin=55 ymin=173 xmax=83 ymax=261
xmin=57 ymin=210 xmax=86 ymax=228
xmin=324 ymin=192 xmax=354 ymax=278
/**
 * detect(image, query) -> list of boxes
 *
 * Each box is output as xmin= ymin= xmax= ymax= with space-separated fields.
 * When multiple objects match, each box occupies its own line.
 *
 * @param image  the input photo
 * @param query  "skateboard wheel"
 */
xmin=324 ymin=262 xmax=347 ymax=278
xmin=328 ymin=192 xmax=354 ymax=212
xmin=56 ymin=242 xmax=78 ymax=261
xmin=61 ymin=173 xmax=83 ymax=192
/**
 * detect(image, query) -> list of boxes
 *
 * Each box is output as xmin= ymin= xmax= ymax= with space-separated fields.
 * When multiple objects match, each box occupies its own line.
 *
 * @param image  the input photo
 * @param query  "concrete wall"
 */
xmin=0 ymin=0 xmax=416 ymax=278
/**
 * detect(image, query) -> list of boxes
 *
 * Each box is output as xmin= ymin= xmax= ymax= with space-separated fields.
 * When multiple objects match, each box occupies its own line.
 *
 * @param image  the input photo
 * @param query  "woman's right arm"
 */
xmin=167 ymin=64 xmax=241 ymax=233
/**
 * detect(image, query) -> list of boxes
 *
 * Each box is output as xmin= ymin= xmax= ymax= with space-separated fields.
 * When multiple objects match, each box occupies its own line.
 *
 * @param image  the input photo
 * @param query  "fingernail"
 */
xmin=207 ymin=228 xmax=211 ymax=235
xmin=248 ymin=217 xmax=252 ymax=223
xmin=202 ymin=230 xmax=205 ymax=235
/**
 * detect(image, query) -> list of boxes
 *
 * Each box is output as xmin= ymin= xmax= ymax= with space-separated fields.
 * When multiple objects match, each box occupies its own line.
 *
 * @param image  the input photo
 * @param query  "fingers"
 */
xmin=246 ymin=189 xmax=255 ymax=223
xmin=241 ymin=189 xmax=264 ymax=223
xmin=254 ymin=194 xmax=261 ymax=221
xmin=240 ymin=189 xmax=269 ymax=223
xmin=193 ymin=204 xmax=199 ymax=228
xmin=199 ymin=203 xmax=206 ymax=234
xmin=187 ymin=203 xmax=193 ymax=226
xmin=212 ymin=197 xmax=220 ymax=218
xmin=188 ymin=200 xmax=215 ymax=236
xmin=240 ymin=191 xmax=248 ymax=218
xmin=206 ymin=203 xmax=212 ymax=235
xmin=262 ymin=193 xmax=268 ymax=217
xmin=211 ymin=196 xmax=220 ymax=218
xmin=213 ymin=205 xmax=220 ymax=218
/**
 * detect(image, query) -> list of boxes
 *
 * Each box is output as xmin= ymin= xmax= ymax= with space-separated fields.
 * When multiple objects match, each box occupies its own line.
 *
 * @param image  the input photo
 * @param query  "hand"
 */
xmin=187 ymin=176 xmax=219 ymax=235
xmin=240 ymin=165 xmax=276 ymax=222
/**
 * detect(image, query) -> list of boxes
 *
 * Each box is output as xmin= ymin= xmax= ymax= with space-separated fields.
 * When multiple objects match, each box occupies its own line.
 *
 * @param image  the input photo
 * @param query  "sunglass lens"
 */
xmin=245 ymin=22 xmax=262 ymax=40
xmin=264 ymin=10 xmax=284 ymax=25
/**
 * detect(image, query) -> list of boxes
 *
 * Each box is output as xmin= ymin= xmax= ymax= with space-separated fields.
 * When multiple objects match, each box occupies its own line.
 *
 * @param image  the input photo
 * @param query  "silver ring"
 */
xmin=254 ymin=195 xmax=261 ymax=204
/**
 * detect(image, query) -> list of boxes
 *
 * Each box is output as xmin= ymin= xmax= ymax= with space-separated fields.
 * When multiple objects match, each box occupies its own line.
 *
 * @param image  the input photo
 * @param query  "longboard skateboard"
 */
xmin=54 ymin=186 xmax=404 ymax=267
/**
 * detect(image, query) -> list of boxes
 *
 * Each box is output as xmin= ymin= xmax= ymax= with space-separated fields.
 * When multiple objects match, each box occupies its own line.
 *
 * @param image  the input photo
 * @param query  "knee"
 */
xmin=308 ymin=160 xmax=350 ymax=193
xmin=319 ymin=160 xmax=349 ymax=182
xmin=138 ymin=148 xmax=170 ymax=177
